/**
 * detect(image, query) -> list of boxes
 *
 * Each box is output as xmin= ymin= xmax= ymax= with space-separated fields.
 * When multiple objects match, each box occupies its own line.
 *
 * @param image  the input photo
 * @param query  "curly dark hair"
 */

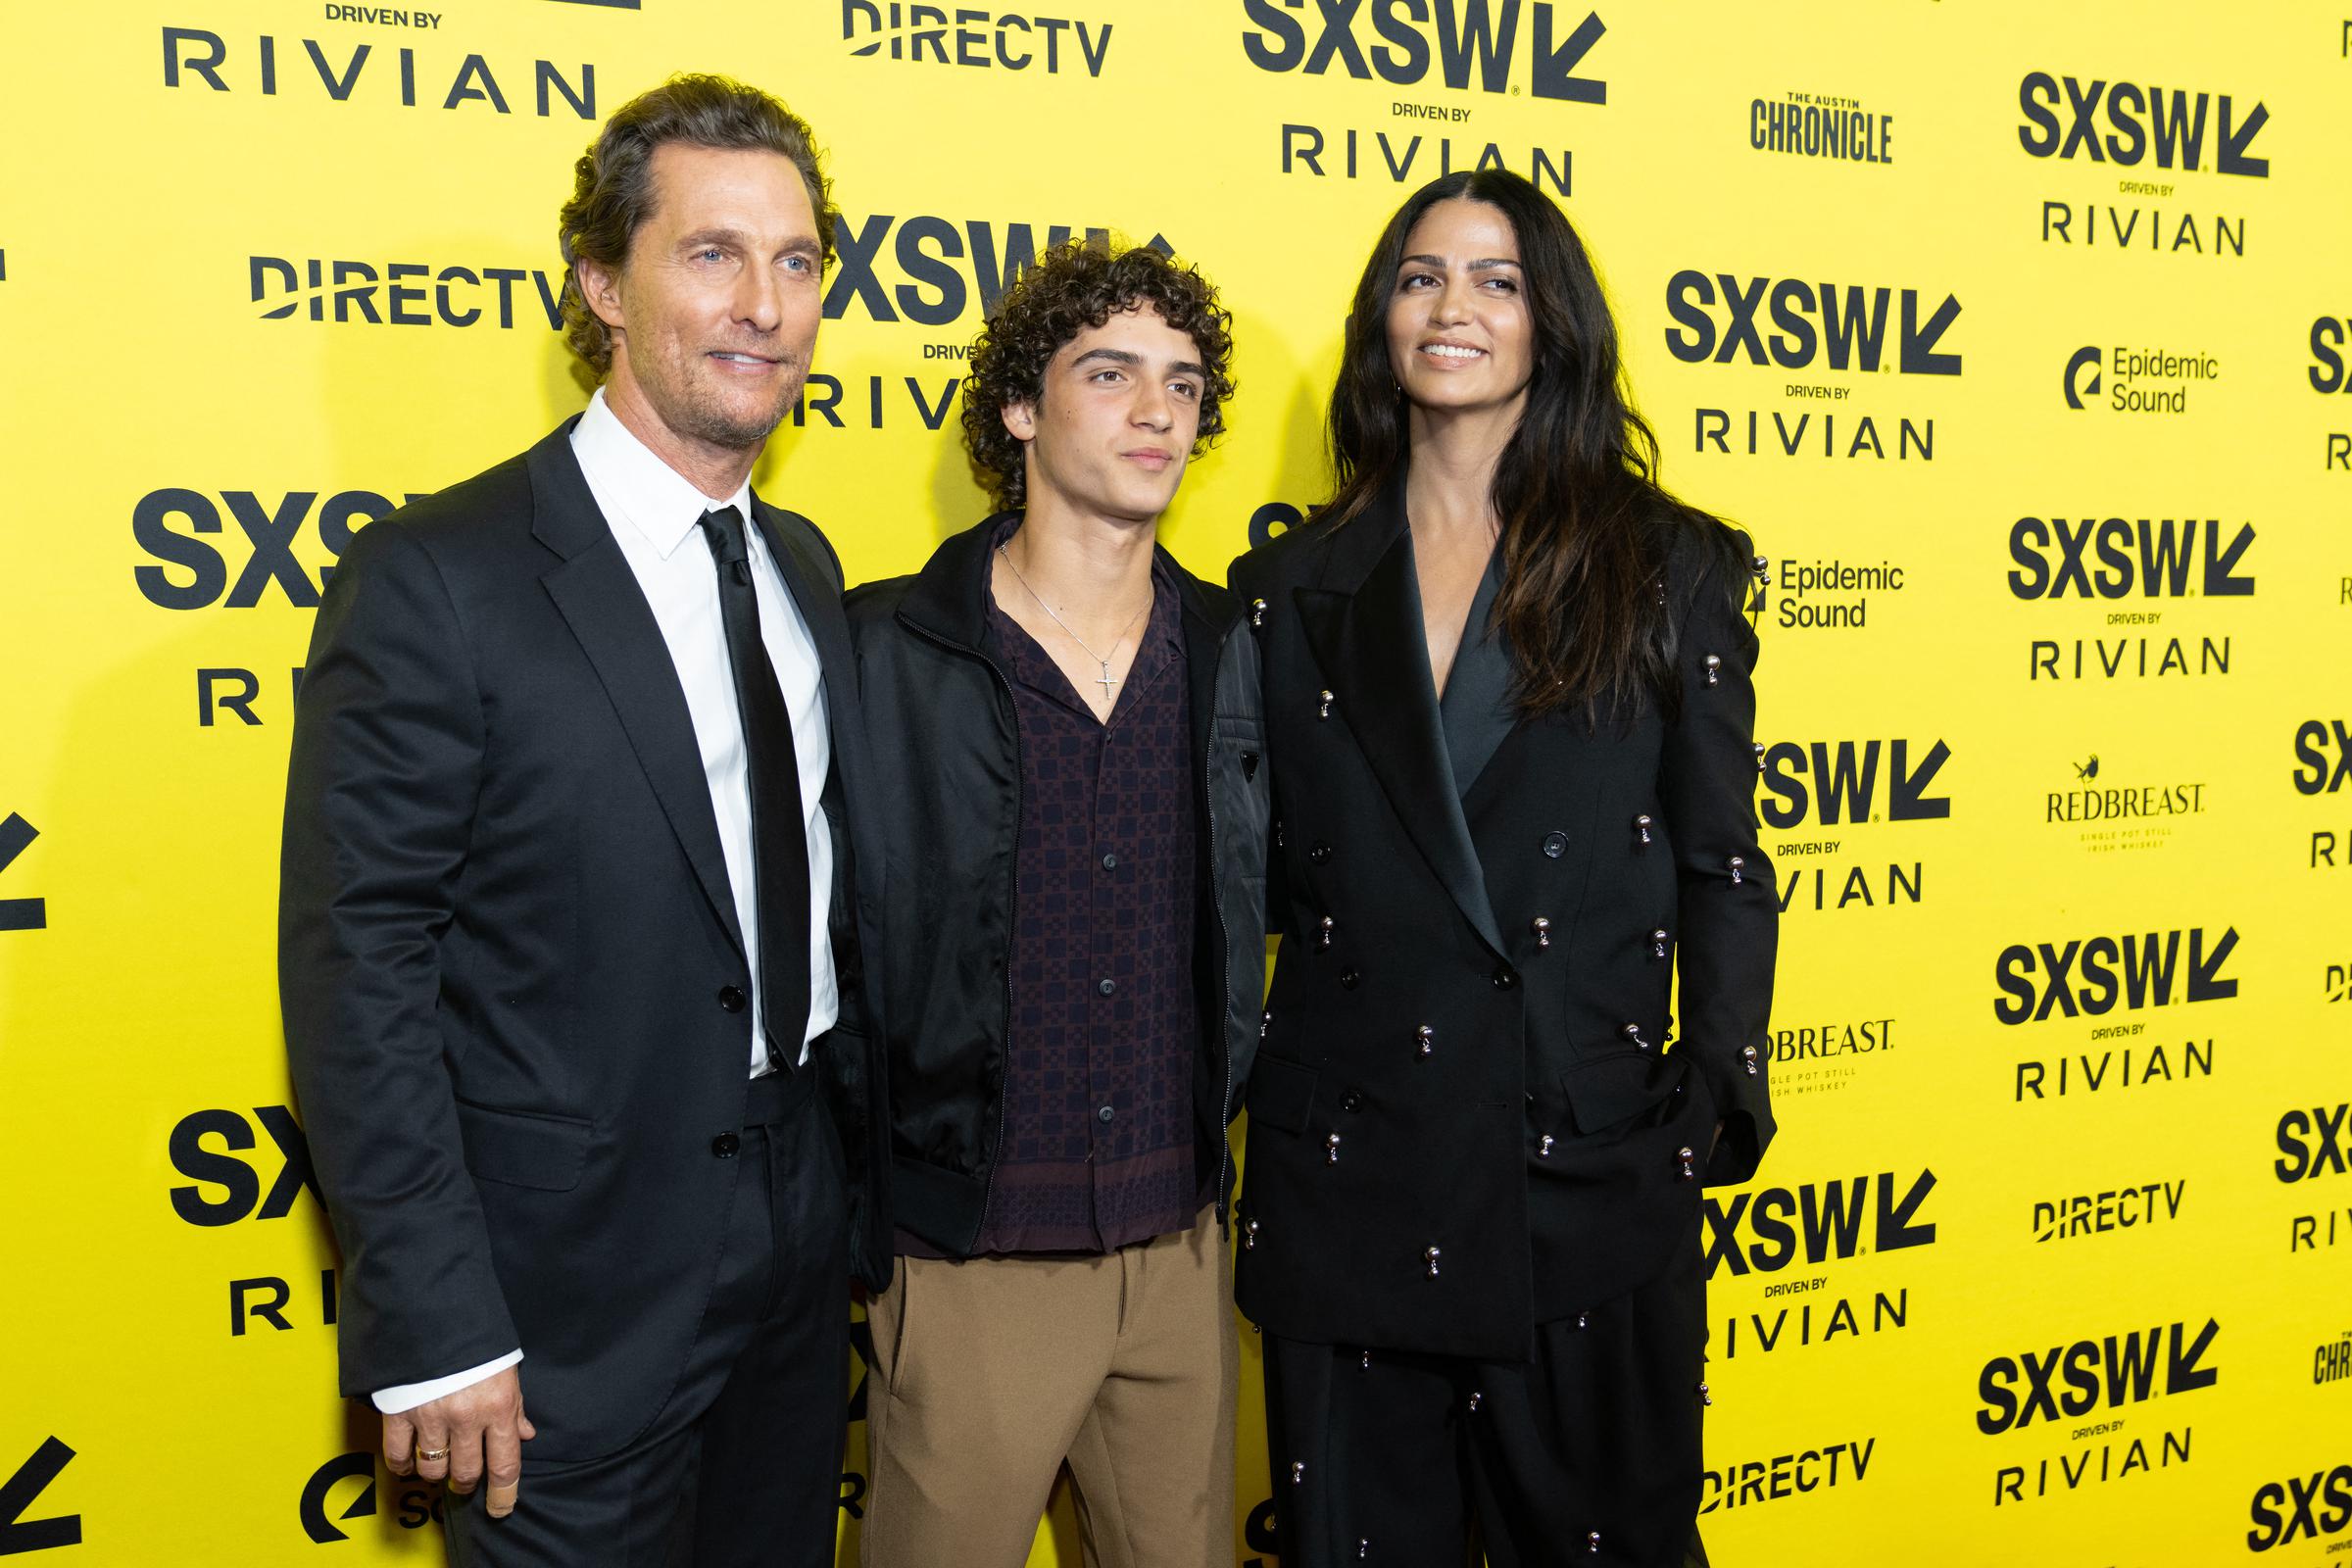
xmin=960 ymin=240 xmax=1236 ymax=510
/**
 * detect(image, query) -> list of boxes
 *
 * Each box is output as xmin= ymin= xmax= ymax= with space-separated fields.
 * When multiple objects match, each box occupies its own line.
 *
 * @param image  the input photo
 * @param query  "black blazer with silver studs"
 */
xmin=1227 ymin=481 xmax=1776 ymax=1362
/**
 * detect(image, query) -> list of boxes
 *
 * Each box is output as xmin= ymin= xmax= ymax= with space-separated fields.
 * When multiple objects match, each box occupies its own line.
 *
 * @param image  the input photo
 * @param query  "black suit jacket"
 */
xmin=278 ymin=419 xmax=890 ymax=1462
xmin=1228 ymin=487 xmax=1776 ymax=1362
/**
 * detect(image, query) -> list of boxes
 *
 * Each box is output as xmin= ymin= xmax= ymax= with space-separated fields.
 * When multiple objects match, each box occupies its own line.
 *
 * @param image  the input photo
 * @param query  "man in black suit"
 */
xmin=278 ymin=74 xmax=887 ymax=1565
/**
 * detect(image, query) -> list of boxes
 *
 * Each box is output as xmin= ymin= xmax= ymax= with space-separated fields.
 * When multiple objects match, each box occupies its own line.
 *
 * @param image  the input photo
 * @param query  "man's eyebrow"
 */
xmin=1168 ymin=360 xmax=1207 ymax=380
xmin=1070 ymin=347 xmax=1143 ymax=368
xmin=675 ymin=226 xmax=822 ymax=255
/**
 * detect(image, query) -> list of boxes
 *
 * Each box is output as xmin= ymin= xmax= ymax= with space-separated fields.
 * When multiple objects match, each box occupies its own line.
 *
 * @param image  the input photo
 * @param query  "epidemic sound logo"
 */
xmin=2247 ymin=1464 xmax=2352 ymax=1551
xmin=1992 ymin=926 xmax=2238 ymax=1024
xmin=301 ymin=1453 xmax=377 ymax=1544
xmin=2060 ymin=344 xmax=2218 ymax=414
xmin=162 ymin=26 xmax=598 ymax=119
xmin=1976 ymin=1317 xmax=2220 ymax=1434
xmin=2294 ymin=718 xmax=2351 ymax=793
xmin=2018 ymin=74 xmax=2269 ymax=176
xmin=1664 ymin=274 xmax=1959 ymax=374
xmin=2031 ymin=1179 xmax=2183 ymax=1243
xmin=168 ymin=1106 xmax=322 ymax=1224
xmin=1757 ymin=557 xmax=1905 ymax=631
xmin=1749 ymin=90 xmax=1891 ymax=166
xmin=841 ymin=2 xmax=1112 ymax=75
xmin=1701 ymin=1169 xmax=1936 ymax=1279
xmin=1240 ymin=0 xmax=1607 ymax=102
xmin=823 ymin=217 xmax=1163 ymax=326
xmin=133 ymin=488 xmax=416 ymax=611
xmin=251 ymin=256 xmax=563 ymax=328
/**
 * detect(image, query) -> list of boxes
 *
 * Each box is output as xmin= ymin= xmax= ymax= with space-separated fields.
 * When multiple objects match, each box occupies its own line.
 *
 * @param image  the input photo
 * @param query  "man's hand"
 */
xmin=383 ymin=1366 xmax=535 ymax=1518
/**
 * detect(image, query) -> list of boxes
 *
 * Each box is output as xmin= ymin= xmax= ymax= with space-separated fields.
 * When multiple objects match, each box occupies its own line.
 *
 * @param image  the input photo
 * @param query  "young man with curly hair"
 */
xmin=845 ymin=241 xmax=1268 ymax=1565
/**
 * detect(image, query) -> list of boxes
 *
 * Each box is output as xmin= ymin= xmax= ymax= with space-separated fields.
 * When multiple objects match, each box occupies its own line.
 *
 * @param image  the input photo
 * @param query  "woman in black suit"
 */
xmin=1228 ymin=169 xmax=1776 ymax=1567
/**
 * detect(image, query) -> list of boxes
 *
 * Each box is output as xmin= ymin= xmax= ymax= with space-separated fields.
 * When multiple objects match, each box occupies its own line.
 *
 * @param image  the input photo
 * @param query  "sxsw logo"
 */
xmin=168 ymin=1106 xmax=322 ymax=1225
xmin=842 ymin=2 xmax=1112 ymax=74
xmin=2017 ymin=74 xmax=2269 ymax=176
xmin=133 ymin=488 xmax=417 ymax=610
xmin=2295 ymin=720 xmax=2352 ymax=794
xmin=2247 ymin=1464 xmax=2352 ymax=1551
xmin=2005 ymin=517 xmax=2254 ymax=600
xmin=1991 ymin=927 xmax=2239 ymax=1024
xmin=2277 ymin=1104 xmax=2350 ymax=1184
xmin=1759 ymin=740 xmax=1949 ymax=829
xmin=1240 ymin=0 xmax=1606 ymax=102
xmin=251 ymin=256 xmax=564 ymax=328
xmin=1701 ymin=1170 xmax=1936 ymax=1279
xmin=2308 ymin=317 xmax=2352 ymax=392
xmin=1663 ymin=274 xmax=1960 ymax=375
xmin=1975 ymin=1317 xmax=2219 ymax=1435
xmin=824 ymin=217 xmax=1167 ymax=326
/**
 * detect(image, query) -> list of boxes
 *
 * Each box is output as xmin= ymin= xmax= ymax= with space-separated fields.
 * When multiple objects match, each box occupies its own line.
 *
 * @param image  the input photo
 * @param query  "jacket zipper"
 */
xmin=899 ymin=612 xmax=1020 ymax=1257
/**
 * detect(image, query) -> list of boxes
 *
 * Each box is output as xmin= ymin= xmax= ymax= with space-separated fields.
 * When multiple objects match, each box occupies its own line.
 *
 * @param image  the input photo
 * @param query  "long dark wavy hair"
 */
xmin=1325 ymin=169 xmax=1734 ymax=720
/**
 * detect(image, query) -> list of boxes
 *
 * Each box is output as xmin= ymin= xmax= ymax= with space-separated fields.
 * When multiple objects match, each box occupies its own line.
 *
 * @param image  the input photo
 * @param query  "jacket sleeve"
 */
xmin=278 ymin=517 xmax=518 ymax=1396
xmin=1658 ymin=527 xmax=1778 ymax=1185
xmin=1227 ymin=547 xmax=1290 ymax=937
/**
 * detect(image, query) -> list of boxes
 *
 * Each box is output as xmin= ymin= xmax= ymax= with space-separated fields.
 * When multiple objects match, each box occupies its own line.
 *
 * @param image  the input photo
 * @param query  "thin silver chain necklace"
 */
xmin=997 ymin=543 xmax=1150 ymax=702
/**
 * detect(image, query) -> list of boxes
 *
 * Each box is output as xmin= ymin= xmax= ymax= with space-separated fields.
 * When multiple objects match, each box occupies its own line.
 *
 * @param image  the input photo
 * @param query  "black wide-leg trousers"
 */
xmin=444 ymin=1067 xmax=851 ymax=1568
xmin=1263 ymin=1240 xmax=1709 ymax=1568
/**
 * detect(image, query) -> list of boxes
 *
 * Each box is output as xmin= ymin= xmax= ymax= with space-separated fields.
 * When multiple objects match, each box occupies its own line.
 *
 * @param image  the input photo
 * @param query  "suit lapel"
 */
xmin=527 ymin=424 xmax=746 ymax=960
xmin=1295 ymin=496 xmax=1505 ymax=957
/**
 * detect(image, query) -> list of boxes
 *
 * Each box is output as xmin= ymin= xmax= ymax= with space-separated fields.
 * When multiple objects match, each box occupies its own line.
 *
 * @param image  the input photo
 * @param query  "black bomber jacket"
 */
xmin=844 ymin=515 xmax=1271 ymax=1258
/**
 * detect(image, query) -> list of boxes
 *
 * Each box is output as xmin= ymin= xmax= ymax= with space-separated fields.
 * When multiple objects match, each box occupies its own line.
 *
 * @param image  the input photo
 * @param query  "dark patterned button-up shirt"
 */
xmin=901 ymin=524 xmax=1201 ymax=1256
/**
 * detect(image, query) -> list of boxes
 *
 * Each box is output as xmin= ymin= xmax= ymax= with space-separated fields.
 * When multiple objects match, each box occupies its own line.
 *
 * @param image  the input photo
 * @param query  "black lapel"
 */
xmin=1294 ymin=495 xmax=1504 ymax=957
xmin=528 ymin=422 xmax=746 ymax=959
xmin=1438 ymin=547 xmax=1517 ymax=797
xmin=749 ymin=500 xmax=855 ymax=710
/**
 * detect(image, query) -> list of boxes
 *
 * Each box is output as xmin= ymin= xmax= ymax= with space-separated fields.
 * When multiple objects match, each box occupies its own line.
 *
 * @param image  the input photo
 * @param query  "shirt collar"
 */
xmin=572 ymin=387 xmax=755 ymax=561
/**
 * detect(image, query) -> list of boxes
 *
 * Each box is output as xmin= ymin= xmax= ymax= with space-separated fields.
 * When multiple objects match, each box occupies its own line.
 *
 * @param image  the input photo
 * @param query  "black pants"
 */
xmin=445 ymin=1068 xmax=851 ymax=1568
xmin=1262 ymin=1239 xmax=1708 ymax=1568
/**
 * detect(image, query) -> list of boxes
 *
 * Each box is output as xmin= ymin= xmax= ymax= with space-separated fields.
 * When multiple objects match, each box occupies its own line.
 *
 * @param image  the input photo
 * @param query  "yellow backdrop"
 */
xmin=2 ymin=1 xmax=2348 ymax=1563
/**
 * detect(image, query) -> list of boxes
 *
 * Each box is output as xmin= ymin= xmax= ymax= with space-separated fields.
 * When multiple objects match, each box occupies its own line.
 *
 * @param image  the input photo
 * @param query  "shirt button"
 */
xmin=1493 ymin=966 xmax=1519 ymax=991
xmin=1308 ymin=842 xmax=1333 ymax=863
xmin=710 ymin=1133 xmax=741 ymax=1158
xmin=1098 ymin=1104 xmax=1116 ymax=1124
xmin=1341 ymin=1092 xmax=1365 ymax=1113
xmin=716 ymin=986 xmax=747 ymax=1013
xmin=1098 ymin=978 xmax=1116 ymax=997
xmin=1542 ymin=830 xmax=1569 ymax=858
xmin=1101 ymin=852 xmax=1118 ymax=870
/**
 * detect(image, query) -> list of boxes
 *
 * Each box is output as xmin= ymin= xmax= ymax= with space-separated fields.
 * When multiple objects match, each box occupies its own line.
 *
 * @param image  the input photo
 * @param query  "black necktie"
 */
xmin=698 ymin=505 xmax=811 ymax=1072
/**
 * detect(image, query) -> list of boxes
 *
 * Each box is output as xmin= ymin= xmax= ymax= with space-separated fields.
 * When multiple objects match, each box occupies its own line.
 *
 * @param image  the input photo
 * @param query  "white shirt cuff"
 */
xmin=371 ymin=1349 xmax=523 ymax=1414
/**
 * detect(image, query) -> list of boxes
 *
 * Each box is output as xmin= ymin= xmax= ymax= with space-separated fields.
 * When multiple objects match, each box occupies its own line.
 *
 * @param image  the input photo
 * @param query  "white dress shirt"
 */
xmin=373 ymin=390 xmax=839 ymax=1414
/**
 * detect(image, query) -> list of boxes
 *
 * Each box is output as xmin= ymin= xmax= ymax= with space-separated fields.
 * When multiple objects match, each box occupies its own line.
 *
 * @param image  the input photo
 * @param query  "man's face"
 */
xmin=1004 ymin=306 xmax=1206 ymax=524
xmin=580 ymin=142 xmax=822 ymax=456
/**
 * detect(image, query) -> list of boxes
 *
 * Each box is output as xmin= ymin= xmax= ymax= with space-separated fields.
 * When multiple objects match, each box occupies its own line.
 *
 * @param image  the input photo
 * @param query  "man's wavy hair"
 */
xmin=557 ymin=74 xmax=836 ymax=380
xmin=961 ymin=240 xmax=1237 ymax=511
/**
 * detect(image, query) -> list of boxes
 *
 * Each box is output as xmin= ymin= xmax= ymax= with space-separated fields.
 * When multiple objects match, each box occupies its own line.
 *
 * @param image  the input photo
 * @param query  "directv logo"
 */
xmin=249 ymin=257 xmax=564 ymax=327
xmin=841 ymin=2 xmax=1113 ymax=74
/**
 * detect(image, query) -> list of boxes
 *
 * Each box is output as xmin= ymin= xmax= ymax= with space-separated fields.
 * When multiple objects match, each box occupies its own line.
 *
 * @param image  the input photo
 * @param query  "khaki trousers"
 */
xmin=860 ymin=1208 xmax=1237 ymax=1568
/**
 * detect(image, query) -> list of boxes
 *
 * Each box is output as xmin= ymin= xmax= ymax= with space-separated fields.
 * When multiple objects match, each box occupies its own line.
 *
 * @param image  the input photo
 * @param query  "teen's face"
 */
xmin=1386 ymin=198 xmax=1535 ymax=417
xmin=581 ymin=142 xmax=823 ymax=455
xmin=1004 ymin=306 xmax=1206 ymax=524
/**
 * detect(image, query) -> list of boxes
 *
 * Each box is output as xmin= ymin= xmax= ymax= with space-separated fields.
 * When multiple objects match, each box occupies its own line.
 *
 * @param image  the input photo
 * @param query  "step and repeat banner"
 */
xmin=2 ymin=1 xmax=2348 ymax=1563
